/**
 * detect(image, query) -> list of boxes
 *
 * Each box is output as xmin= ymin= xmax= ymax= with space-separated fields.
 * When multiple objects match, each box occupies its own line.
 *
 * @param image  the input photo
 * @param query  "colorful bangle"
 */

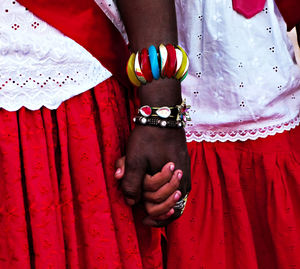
xmin=140 ymin=48 xmax=153 ymax=82
xmin=175 ymin=48 xmax=183 ymax=74
xmin=126 ymin=53 xmax=142 ymax=87
xmin=165 ymin=44 xmax=177 ymax=79
xmin=159 ymin=44 xmax=168 ymax=78
xmin=134 ymin=51 xmax=147 ymax=84
xmin=126 ymin=44 xmax=189 ymax=86
xmin=148 ymin=45 xmax=160 ymax=80
xmin=175 ymin=45 xmax=189 ymax=80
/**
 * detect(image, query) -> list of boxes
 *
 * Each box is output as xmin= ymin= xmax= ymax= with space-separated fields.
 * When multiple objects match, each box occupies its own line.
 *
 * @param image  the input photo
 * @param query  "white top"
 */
xmin=0 ymin=0 xmax=299 ymax=142
xmin=100 ymin=0 xmax=300 ymax=142
xmin=0 ymin=0 xmax=111 ymax=111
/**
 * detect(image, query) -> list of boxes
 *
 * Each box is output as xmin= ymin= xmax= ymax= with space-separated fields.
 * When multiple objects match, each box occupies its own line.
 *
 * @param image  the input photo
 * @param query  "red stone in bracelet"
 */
xmin=165 ymin=44 xmax=177 ymax=79
xmin=140 ymin=48 xmax=153 ymax=82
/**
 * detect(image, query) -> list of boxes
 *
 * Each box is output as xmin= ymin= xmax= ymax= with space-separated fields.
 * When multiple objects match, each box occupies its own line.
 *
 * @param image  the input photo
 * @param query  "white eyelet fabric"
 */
xmin=98 ymin=0 xmax=300 ymax=142
xmin=0 ymin=0 xmax=112 ymax=111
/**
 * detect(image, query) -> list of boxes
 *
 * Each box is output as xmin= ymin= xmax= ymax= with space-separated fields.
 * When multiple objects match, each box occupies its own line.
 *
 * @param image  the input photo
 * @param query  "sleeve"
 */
xmin=94 ymin=0 xmax=128 ymax=43
xmin=275 ymin=0 xmax=300 ymax=31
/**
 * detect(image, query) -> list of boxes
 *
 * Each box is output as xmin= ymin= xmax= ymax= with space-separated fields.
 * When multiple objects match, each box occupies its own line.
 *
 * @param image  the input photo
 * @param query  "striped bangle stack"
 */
xmin=126 ymin=44 xmax=189 ymax=87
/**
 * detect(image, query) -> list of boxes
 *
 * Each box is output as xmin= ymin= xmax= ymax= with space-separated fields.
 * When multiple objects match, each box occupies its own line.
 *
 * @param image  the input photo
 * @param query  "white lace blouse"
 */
xmin=0 ymin=0 xmax=111 ymax=111
xmin=1 ymin=0 xmax=300 ymax=142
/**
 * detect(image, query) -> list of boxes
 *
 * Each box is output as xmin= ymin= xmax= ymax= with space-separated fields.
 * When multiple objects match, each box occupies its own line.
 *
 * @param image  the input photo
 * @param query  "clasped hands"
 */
xmin=115 ymin=125 xmax=191 ymax=227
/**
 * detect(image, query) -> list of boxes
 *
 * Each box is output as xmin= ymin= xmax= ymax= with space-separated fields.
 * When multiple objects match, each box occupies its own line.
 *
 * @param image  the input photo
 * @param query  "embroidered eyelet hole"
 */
xmin=196 ymin=72 xmax=202 ymax=78
xmin=269 ymin=47 xmax=275 ymax=52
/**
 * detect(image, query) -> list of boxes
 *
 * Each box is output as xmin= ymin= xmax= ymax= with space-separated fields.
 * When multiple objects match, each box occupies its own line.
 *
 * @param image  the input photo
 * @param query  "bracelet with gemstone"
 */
xmin=133 ymin=116 xmax=184 ymax=128
xmin=133 ymin=99 xmax=191 ymax=128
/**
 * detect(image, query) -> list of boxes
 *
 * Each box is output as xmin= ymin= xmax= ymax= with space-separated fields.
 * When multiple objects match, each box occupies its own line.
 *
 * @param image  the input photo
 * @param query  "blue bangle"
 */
xmin=148 ymin=45 xmax=160 ymax=80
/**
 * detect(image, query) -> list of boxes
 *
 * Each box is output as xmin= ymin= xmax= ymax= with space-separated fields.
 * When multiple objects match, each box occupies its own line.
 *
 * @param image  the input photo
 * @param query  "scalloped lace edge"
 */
xmin=186 ymin=114 xmax=300 ymax=142
xmin=0 ymin=74 xmax=111 ymax=111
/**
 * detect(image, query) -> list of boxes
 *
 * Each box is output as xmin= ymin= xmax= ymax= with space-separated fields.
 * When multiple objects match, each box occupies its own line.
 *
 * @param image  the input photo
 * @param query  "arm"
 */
xmin=117 ymin=0 xmax=191 ymax=224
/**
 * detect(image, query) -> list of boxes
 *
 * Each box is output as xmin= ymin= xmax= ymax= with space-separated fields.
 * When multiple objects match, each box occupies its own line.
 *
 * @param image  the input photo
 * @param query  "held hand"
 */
xmin=117 ymin=125 xmax=191 ymax=225
xmin=115 ymin=157 xmax=183 ymax=225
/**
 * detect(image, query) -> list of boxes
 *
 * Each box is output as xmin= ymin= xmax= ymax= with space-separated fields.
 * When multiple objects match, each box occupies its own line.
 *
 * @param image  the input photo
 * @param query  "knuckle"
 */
xmin=151 ymin=193 xmax=165 ymax=204
xmin=145 ymin=204 xmax=156 ymax=216
xmin=169 ymin=178 xmax=180 ymax=190
xmin=144 ymin=183 xmax=158 ymax=192
xmin=144 ymin=191 xmax=166 ymax=204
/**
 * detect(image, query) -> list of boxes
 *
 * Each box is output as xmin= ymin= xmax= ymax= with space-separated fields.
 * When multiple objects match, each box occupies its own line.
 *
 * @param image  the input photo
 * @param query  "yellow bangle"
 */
xmin=175 ymin=47 xmax=183 ymax=74
xmin=175 ymin=45 xmax=189 ymax=80
xmin=126 ymin=53 xmax=141 ymax=87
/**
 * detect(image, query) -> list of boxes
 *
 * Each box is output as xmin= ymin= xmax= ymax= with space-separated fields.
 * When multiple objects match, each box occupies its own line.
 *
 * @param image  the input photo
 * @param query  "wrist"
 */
xmin=139 ymin=79 xmax=182 ymax=106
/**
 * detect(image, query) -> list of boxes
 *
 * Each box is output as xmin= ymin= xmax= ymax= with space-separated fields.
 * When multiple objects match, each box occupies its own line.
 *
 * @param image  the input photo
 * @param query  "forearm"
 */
xmin=117 ymin=0 xmax=181 ymax=106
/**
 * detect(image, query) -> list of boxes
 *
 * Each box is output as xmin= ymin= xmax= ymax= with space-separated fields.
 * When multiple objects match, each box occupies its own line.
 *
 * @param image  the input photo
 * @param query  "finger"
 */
xmin=145 ymin=190 xmax=181 ymax=217
xmin=142 ymin=213 xmax=176 ymax=227
xmin=143 ymin=162 xmax=175 ymax=192
xmin=122 ymin=157 xmax=147 ymax=206
xmin=114 ymin=156 xmax=126 ymax=180
xmin=143 ymin=170 xmax=182 ymax=203
xmin=153 ymin=208 xmax=175 ymax=220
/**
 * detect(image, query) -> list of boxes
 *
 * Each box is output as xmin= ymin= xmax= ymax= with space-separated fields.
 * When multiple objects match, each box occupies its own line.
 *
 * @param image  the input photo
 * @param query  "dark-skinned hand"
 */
xmin=118 ymin=126 xmax=191 ymax=227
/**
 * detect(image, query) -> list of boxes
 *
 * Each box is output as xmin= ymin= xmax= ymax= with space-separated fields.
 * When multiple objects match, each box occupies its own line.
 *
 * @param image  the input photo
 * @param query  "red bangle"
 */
xmin=140 ymin=48 xmax=153 ymax=82
xmin=165 ymin=44 xmax=177 ymax=78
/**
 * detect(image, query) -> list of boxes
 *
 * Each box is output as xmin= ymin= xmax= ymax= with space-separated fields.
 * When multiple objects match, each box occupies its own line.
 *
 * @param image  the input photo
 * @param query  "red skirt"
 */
xmin=166 ymin=127 xmax=300 ymax=268
xmin=0 ymin=77 xmax=163 ymax=269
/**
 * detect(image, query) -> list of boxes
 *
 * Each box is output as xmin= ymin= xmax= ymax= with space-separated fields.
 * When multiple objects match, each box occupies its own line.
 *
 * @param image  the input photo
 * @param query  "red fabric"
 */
xmin=232 ymin=0 xmax=300 ymax=30
xmin=17 ymin=0 xmax=130 ymax=88
xmin=275 ymin=0 xmax=300 ymax=30
xmin=232 ymin=0 xmax=266 ymax=18
xmin=166 ymin=127 xmax=300 ymax=269
xmin=0 ymin=78 xmax=162 ymax=269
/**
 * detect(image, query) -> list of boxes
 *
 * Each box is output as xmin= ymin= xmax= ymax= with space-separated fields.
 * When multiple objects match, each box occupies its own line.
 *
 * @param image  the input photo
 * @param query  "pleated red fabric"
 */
xmin=166 ymin=127 xmax=300 ymax=269
xmin=0 ymin=77 xmax=163 ymax=269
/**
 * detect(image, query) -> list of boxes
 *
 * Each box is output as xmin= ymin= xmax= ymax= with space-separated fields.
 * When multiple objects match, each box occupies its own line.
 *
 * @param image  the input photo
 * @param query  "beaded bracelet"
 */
xmin=126 ymin=44 xmax=189 ymax=86
xmin=133 ymin=99 xmax=191 ymax=128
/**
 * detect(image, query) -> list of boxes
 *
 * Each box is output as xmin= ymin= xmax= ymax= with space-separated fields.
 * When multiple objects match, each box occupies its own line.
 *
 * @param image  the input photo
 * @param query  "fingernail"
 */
xmin=169 ymin=164 xmax=175 ymax=172
xmin=167 ymin=208 xmax=175 ymax=216
xmin=174 ymin=191 xmax=181 ymax=201
xmin=115 ymin=168 xmax=121 ymax=175
xmin=177 ymin=172 xmax=183 ymax=180
xmin=126 ymin=198 xmax=135 ymax=206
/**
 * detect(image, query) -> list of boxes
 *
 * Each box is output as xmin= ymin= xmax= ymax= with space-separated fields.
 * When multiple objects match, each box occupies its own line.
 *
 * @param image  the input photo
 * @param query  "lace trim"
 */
xmin=0 ymin=0 xmax=112 ymax=111
xmin=186 ymin=114 xmax=300 ymax=142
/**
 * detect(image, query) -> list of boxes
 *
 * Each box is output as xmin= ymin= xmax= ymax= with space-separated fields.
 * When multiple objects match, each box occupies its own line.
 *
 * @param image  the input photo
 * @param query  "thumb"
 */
xmin=121 ymin=158 xmax=147 ymax=206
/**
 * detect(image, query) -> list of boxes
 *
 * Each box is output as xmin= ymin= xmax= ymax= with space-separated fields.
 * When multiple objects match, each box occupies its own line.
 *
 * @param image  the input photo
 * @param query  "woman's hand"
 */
xmin=115 ymin=157 xmax=184 ymax=226
xmin=115 ymin=127 xmax=191 ymax=227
